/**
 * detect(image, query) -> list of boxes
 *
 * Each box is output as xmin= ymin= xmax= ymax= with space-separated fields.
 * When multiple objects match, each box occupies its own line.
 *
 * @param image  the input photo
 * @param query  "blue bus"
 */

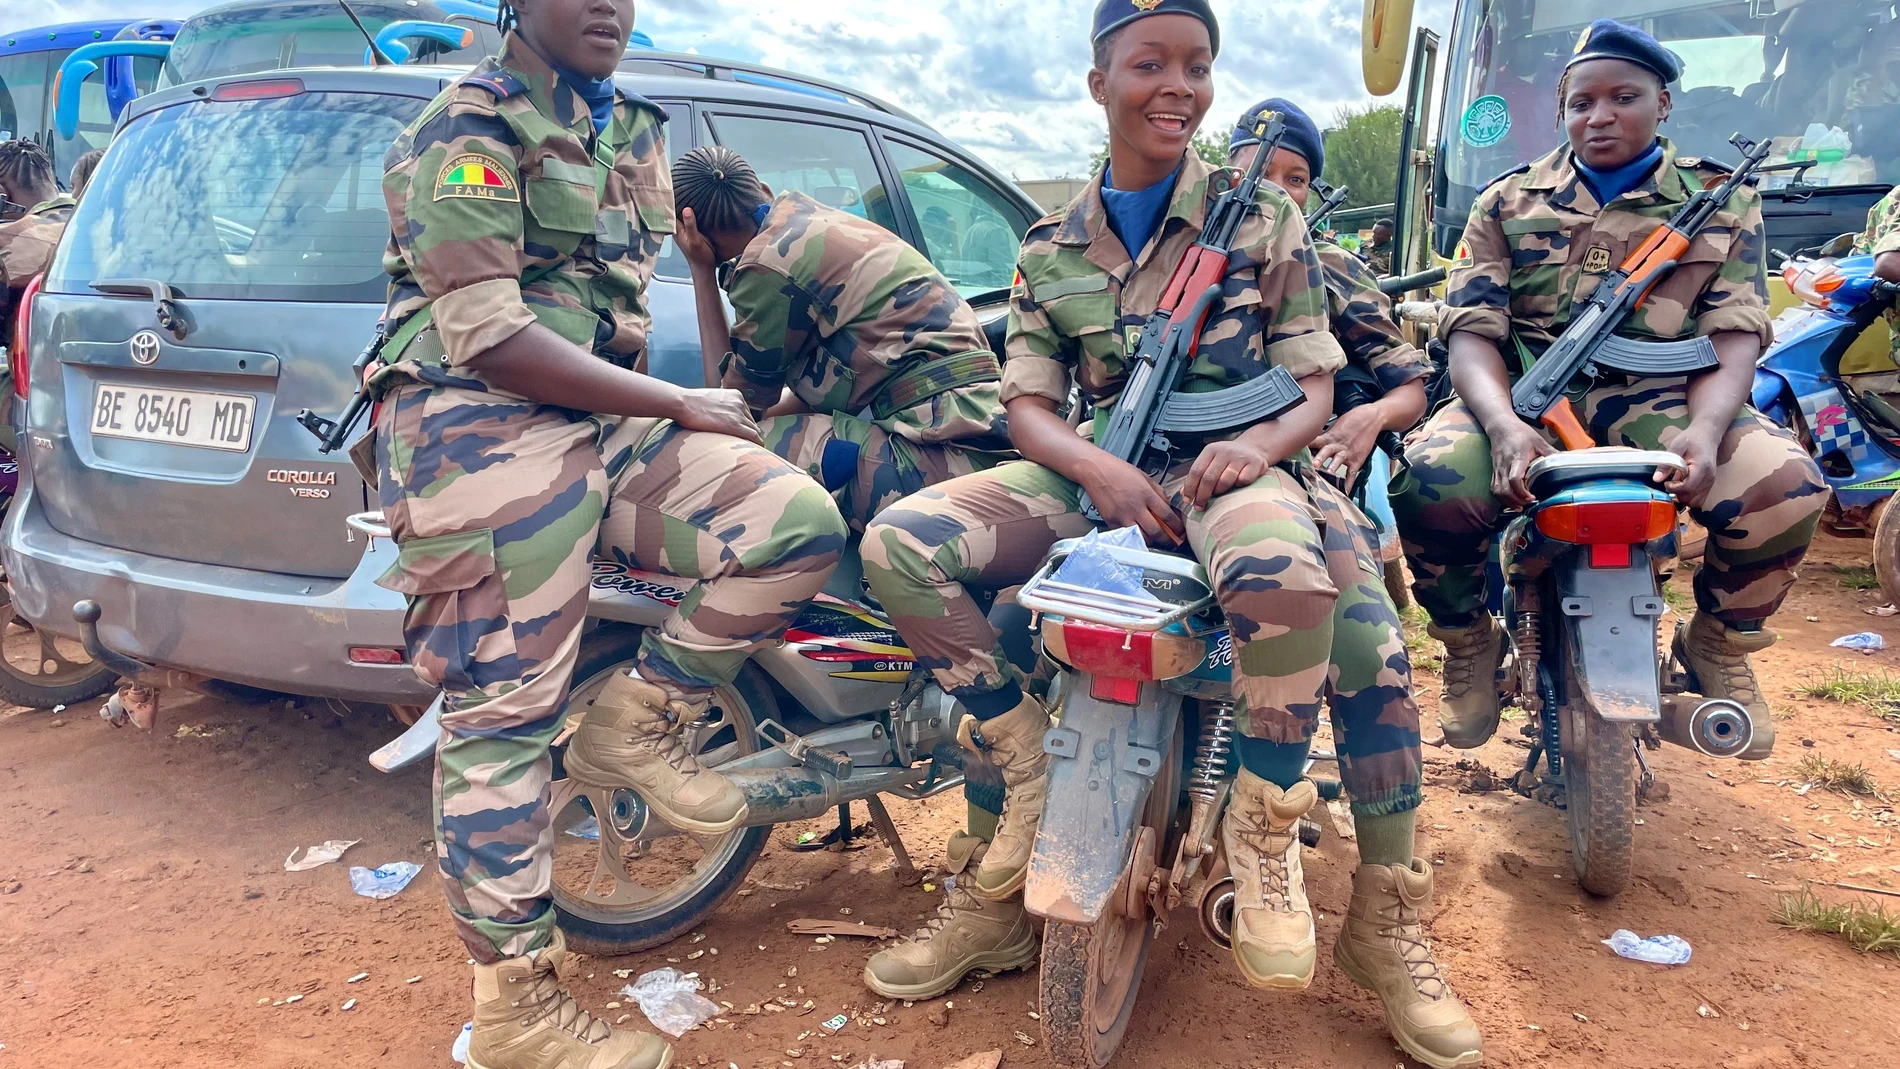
xmin=0 ymin=20 xmax=178 ymax=185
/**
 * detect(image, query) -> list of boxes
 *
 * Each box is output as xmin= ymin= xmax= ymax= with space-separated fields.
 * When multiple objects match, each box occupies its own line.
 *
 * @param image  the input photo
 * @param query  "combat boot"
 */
xmin=1221 ymin=769 xmax=1319 ymax=989
xmin=468 ymin=931 xmax=673 ymax=1069
xmin=564 ymin=671 xmax=748 ymax=835
xmin=1429 ymin=619 xmax=1505 ymax=748
xmin=1333 ymin=860 xmax=1483 ymax=1069
xmin=862 ymin=833 xmax=1038 ymax=1000
xmin=958 ymin=693 xmax=1051 ymax=899
xmin=1676 ymin=613 xmax=1777 ymax=760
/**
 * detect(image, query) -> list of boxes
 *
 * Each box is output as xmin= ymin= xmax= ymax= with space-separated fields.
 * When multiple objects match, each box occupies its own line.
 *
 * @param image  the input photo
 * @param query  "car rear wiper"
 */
xmin=91 ymin=278 xmax=189 ymax=340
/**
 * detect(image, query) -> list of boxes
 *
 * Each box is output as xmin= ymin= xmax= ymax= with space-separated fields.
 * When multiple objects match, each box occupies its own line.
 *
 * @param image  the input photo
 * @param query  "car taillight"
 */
xmin=1535 ymin=499 xmax=1676 ymax=546
xmin=211 ymin=78 xmax=305 ymax=101
xmin=12 ymin=272 xmax=40 ymax=400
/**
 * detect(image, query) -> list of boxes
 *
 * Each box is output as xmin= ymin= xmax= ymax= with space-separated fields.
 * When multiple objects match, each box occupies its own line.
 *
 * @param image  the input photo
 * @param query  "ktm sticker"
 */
xmin=1583 ymin=245 xmax=1613 ymax=273
xmin=434 ymin=153 xmax=519 ymax=202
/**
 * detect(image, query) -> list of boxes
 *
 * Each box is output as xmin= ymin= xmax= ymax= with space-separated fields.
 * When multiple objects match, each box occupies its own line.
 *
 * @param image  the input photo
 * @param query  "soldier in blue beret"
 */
xmin=1090 ymin=0 xmax=1220 ymax=59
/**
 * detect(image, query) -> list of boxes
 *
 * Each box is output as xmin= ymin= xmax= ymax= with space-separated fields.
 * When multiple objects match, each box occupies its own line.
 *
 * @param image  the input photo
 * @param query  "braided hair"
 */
xmin=672 ymin=146 xmax=768 ymax=236
xmin=495 ymin=1 xmax=517 ymax=35
xmin=0 ymin=140 xmax=56 ymax=199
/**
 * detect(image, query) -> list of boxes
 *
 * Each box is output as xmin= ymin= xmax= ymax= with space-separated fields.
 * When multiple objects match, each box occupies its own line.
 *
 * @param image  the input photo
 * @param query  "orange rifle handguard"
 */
xmin=1540 ymin=397 xmax=1594 ymax=451
xmin=1619 ymin=226 xmax=1692 ymax=305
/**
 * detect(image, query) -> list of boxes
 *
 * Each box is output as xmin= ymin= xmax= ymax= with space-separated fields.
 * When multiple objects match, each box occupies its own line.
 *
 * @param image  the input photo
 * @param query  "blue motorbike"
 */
xmin=1752 ymin=252 xmax=1900 ymax=603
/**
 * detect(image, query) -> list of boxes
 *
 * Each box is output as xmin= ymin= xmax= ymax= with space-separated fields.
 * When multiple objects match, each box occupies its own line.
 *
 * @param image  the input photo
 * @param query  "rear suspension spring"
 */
xmin=1190 ymin=700 xmax=1236 ymax=803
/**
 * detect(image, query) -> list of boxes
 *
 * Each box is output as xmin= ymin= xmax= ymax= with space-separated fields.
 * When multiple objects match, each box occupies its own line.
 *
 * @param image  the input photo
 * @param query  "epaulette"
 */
xmin=619 ymin=89 xmax=669 ymax=123
xmin=1479 ymin=161 xmax=1533 ymax=195
xmin=462 ymin=69 xmax=529 ymax=101
xmin=1677 ymin=156 xmax=1735 ymax=191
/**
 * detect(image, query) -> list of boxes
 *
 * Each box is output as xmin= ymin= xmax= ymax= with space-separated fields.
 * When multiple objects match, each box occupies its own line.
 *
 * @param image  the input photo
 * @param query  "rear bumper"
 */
xmin=1 ymin=484 xmax=432 ymax=704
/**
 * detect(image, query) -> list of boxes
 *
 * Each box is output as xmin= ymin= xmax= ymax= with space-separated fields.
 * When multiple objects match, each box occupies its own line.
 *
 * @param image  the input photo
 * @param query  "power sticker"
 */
xmin=1461 ymin=95 xmax=1512 ymax=148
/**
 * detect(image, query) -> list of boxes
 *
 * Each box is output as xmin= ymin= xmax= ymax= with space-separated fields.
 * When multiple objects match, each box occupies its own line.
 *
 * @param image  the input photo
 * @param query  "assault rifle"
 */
xmin=1510 ymin=133 xmax=1774 ymax=449
xmin=1305 ymin=179 xmax=1351 ymax=239
xmin=1079 ymin=111 xmax=1307 ymax=521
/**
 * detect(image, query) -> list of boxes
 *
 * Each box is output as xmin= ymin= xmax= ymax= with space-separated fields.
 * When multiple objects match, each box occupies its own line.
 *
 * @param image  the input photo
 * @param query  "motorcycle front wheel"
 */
xmin=1038 ymin=711 xmax=1182 ymax=1068
xmin=1557 ymin=657 xmax=1636 ymax=896
xmin=549 ymin=625 xmax=773 ymax=955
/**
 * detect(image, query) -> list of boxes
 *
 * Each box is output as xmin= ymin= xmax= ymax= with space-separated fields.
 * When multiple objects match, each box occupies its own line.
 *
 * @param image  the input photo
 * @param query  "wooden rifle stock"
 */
xmin=1540 ymin=398 xmax=1594 ymax=451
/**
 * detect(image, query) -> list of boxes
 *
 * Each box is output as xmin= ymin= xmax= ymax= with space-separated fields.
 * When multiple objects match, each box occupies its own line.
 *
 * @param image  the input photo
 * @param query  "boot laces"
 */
xmin=905 ymin=884 xmax=982 ymax=943
xmin=1375 ymin=900 xmax=1449 ymax=1000
xmin=1439 ymin=628 xmax=1491 ymax=699
xmin=509 ymin=966 xmax=611 ymax=1043
xmin=1236 ymin=822 xmax=1297 ymax=911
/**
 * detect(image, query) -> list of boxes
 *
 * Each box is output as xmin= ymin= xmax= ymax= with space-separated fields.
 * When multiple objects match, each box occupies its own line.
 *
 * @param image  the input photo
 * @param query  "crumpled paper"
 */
xmin=285 ymin=839 xmax=360 ymax=871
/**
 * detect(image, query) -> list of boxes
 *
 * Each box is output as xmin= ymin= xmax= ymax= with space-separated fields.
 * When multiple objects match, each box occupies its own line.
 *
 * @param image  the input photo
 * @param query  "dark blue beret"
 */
xmin=1565 ymin=18 xmax=1683 ymax=85
xmin=1229 ymin=98 xmax=1323 ymax=179
xmin=1091 ymin=0 xmax=1220 ymax=59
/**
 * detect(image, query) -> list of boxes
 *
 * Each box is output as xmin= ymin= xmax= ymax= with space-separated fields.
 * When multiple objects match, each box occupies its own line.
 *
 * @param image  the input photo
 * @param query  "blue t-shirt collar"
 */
xmin=1100 ymin=162 xmax=1182 ymax=261
xmin=555 ymin=67 xmax=617 ymax=135
xmin=1576 ymin=140 xmax=1665 ymax=206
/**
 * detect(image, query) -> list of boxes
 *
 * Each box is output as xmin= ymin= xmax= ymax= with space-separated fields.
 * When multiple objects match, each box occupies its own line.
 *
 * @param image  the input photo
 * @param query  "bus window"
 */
xmin=0 ymin=51 xmax=51 ymax=144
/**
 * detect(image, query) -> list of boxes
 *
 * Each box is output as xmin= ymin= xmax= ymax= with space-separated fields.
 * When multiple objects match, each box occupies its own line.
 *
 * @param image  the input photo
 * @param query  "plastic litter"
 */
xmin=1602 ymin=929 xmax=1692 ymax=965
xmin=450 ymin=1020 xmax=472 ymax=1063
xmin=623 ymin=969 xmax=720 ymax=1037
xmin=348 ymin=862 xmax=423 ymax=899
xmin=564 ymin=815 xmax=601 ymax=840
xmin=1830 ymin=631 xmax=1886 ymax=651
xmin=285 ymin=839 xmax=361 ymax=872
xmin=1050 ymin=525 xmax=1160 ymax=604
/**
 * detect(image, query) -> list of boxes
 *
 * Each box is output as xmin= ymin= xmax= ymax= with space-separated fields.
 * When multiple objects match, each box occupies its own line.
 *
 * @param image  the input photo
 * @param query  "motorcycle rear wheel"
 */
xmin=549 ymin=625 xmax=773 ymax=955
xmin=1872 ymin=496 xmax=1900 ymax=610
xmin=1038 ymin=711 xmax=1181 ymax=1068
xmin=1558 ymin=691 xmax=1636 ymax=897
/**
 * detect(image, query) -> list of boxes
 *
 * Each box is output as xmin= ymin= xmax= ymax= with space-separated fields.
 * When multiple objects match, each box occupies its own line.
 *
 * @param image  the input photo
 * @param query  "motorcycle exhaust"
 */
xmin=727 ymin=765 xmax=930 ymax=828
xmin=1199 ymin=878 xmax=1236 ymax=949
xmin=1658 ymin=695 xmax=1753 ymax=759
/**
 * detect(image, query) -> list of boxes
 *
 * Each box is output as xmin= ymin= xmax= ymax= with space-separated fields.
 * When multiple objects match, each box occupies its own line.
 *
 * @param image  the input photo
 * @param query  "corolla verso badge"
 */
xmin=129 ymin=330 xmax=162 ymax=366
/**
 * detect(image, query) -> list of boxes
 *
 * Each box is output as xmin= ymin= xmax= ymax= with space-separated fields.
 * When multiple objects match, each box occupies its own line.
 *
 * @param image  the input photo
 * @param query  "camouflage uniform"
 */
xmin=1391 ymin=139 xmax=1825 ymax=630
xmin=1362 ymin=237 xmax=1394 ymax=276
xmin=376 ymin=34 xmax=845 ymax=962
xmin=1315 ymin=240 xmax=1430 ymax=396
xmin=721 ymin=190 xmax=1013 ymax=529
xmin=1852 ymin=185 xmax=1900 ymax=365
xmin=0 ymin=193 xmax=76 ymax=341
xmin=863 ymin=156 xmax=1420 ymax=815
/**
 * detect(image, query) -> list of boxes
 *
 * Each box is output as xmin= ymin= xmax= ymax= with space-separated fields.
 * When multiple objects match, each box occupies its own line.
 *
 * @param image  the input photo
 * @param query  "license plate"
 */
xmin=90 ymin=383 xmax=256 ymax=452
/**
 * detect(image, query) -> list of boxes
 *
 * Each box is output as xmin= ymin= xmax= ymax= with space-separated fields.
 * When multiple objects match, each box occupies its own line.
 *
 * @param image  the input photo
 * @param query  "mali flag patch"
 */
xmin=434 ymin=153 xmax=519 ymax=202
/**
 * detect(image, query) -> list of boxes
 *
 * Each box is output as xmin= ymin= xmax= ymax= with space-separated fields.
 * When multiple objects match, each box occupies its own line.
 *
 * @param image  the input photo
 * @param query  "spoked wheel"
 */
xmin=549 ymin=626 xmax=772 ymax=954
xmin=1039 ymin=716 xmax=1182 ymax=1068
xmin=1558 ymin=686 xmax=1636 ymax=897
xmin=0 ymin=582 xmax=116 ymax=709
xmin=1873 ymin=496 xmax=1900 ymax=610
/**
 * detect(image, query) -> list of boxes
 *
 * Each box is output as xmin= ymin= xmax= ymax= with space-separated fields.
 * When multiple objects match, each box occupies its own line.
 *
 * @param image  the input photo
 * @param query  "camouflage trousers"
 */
xmin=758 ymin=411 xmax=1009 ymax=531
xmin=862 ymin=460 xmax=1422 ymax=817
xmin=374 ymin=375 xmax=846 ymax=962
xmin=1390 ymin=380 xmax=1826 ymax=629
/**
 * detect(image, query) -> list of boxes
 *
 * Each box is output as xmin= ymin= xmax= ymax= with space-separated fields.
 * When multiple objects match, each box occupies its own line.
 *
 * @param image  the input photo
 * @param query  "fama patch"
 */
xmin=434 ymin=153 xmax=518 ymax=202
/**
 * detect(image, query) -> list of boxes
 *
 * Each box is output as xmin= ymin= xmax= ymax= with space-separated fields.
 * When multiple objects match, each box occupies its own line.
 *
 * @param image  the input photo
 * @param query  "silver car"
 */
xmin=4 ymin=55 xmax=1038 ymax=707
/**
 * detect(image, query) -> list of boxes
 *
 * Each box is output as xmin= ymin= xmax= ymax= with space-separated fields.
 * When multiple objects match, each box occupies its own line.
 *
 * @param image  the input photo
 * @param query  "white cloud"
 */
xmin=10 ymin=0 xmax=1454 ymax=177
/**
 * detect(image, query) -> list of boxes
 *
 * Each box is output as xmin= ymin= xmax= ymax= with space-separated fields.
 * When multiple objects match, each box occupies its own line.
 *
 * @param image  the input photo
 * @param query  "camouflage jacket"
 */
xmin=1362 ymin=238 xmax=1393 ymax=276
xmin=1003 ymin=153 xmax=1344 ymax=423
xmin=1441 ymin=137 xmax=1772 ymax=377
xmin=1314 ymin=240 xmax=1429 ymax=394
xmin=724 ymin=191 xmax=1006 ymax=445
xmin=1852 ymin=185 xmax=1900 ymax=364
xmin=0 ymin=194 xmax=77 ymax=292
xmin=379 ymin=32 xmax=673 ymax=374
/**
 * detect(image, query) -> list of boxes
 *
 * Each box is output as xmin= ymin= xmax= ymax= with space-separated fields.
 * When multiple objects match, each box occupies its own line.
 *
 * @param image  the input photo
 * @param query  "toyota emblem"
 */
xmin=129 ymin=330 xmax=162 ymax=366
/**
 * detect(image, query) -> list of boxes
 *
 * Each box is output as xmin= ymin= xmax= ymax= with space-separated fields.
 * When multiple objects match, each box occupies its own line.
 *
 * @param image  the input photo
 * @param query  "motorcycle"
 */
xmin=1752 ymin=250 xmax=1900 ymax=604
xmin=345 ymin=509 xmax=1009 ymax=954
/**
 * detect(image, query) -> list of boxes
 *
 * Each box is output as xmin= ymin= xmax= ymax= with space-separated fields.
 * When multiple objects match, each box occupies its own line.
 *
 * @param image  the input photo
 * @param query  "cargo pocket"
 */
xmin=375 ymin=528 xmax=516 ymax=694
xmin=525 ymin=166 xmax=600 ymax=256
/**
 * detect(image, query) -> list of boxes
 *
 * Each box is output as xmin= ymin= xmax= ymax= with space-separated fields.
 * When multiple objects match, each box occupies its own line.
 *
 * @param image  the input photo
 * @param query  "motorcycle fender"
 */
xmin=1555 ymin=553 xmax=1663 ymax=723
xmin=1024 ymin=673 xmax=1179 ymax=926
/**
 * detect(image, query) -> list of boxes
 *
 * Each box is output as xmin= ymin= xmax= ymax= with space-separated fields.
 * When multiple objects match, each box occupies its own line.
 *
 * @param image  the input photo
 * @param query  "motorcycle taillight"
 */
xmin=1042 ymin=617 xmax=1208 ymax=683
xmin=1534 ymin=498 xmax=1675 ymax=545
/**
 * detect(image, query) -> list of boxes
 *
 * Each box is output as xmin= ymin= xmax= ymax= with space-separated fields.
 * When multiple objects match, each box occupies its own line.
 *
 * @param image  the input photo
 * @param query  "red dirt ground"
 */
xmin=4 ymin=532 xmax=1899 ymax=1069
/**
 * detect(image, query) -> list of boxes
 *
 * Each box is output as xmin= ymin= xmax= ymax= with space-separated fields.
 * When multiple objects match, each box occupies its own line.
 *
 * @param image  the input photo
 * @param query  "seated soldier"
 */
xmin=1390 ymin=19 xmax=1825 ymax=755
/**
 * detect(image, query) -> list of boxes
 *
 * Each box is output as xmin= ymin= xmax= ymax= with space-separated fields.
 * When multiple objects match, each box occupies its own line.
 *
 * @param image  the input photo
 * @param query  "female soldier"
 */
xmin=667 ymin=146 xmax=1033 ymax=998
xmin=1390 ymin=20 xmax=1823 ymax=756
xmin=373 ymin=3 xmax=845 ymax=1067
xmin=859 ymin=4 xmax=1480 ymax=1065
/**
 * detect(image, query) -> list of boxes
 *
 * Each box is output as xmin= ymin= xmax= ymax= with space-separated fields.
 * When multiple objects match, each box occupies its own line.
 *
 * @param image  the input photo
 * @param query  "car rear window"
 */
xmin=47 ymin=89 xmax=424 ymax=302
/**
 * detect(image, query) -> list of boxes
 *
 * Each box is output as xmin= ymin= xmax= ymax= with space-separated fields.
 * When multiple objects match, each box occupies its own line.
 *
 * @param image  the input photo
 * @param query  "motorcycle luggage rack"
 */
xmin=1017 ymin=540 xmax=1217 ymax=633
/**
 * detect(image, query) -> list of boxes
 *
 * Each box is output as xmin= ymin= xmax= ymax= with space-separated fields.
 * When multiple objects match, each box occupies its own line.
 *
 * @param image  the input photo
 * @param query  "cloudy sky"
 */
xmin=12 ymin=0 xmax=1452 ymax=178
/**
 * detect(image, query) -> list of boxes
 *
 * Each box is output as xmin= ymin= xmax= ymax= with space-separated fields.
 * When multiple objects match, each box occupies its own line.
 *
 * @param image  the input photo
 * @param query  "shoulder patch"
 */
xmin=434 ymin=153 xmax=519 ymax=202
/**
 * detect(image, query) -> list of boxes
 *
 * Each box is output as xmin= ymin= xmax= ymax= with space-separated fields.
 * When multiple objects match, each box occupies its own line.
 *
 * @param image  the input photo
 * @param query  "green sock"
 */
xmin=1354 ymin=808 xmax=1416 ymax=867
xmin=1233 ymin=736 xmax=1312 ymax=789
xmin=965 ymin=801 xmax=999 ymax=843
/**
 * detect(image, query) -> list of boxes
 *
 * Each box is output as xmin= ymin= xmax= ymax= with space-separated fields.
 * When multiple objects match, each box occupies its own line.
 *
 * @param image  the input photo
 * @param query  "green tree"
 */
xmin=1321 ymin=103 xmax=1404 ymax=210
xmin=1087 ymin=128 xmax=1230 ymax=175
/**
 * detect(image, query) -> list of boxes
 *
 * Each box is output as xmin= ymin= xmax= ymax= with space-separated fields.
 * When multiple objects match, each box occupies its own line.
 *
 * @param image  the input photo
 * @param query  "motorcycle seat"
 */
xmin=1526 ymin=448 xmax=1684 ymax=501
